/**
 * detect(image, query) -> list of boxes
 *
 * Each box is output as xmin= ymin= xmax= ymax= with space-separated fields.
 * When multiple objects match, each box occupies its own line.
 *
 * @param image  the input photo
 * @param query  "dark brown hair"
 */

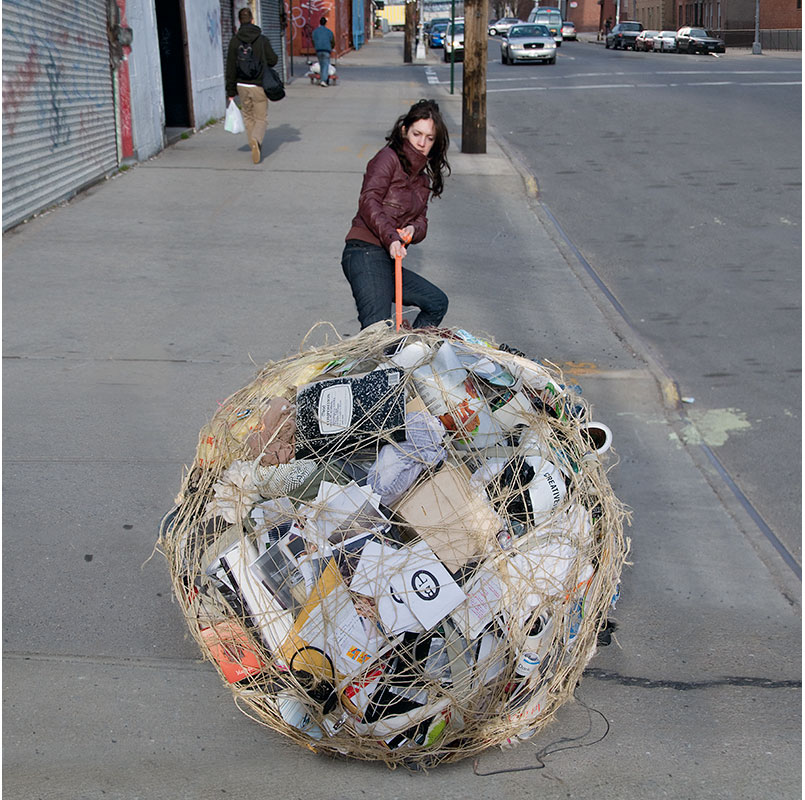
xmin=386 ymin=99 xmax=451 ymax=198
xmin=238 ymin=7 xmax=253 ymax=24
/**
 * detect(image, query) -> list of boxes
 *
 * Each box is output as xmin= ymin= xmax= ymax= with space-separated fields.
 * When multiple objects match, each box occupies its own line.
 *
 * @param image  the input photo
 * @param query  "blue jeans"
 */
xmin=317 ymin=50 xmax=331 ymax=83
xmin=341 ymin=240 xmax=448 ymax=329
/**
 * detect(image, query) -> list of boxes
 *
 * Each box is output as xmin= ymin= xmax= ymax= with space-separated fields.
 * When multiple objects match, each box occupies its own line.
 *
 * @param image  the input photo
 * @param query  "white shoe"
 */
xmin=320 ymin=81 xmax=328 ymax=87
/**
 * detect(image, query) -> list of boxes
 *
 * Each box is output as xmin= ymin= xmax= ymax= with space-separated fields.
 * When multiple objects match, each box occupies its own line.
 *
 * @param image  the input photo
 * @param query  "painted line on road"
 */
xmin=739 ymin=80 xmax=802 ymax=85
xmin=485 ymin=79 xmax=801 ymax=92
xmin=656 ymin=69 xmax=801 ymax=74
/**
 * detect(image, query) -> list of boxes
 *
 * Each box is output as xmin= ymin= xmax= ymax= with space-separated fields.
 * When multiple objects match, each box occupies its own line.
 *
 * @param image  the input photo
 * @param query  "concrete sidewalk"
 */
xmin=3 ymin=31 xmax=800 ymax=800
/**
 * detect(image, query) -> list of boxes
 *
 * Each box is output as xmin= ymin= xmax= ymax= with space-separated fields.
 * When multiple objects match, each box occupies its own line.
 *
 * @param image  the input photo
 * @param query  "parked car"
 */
xmin=527 ymin=7 xmax=563 ymax=45
xmin=634 ymin=29 xmax=659 ymax=50
xmin=443 ymin=20 xmax=465 ymax=61
xmin=500 ymin=23 xmax=557 ymax=64
xmin=675 ymin=26 xmax=726 ymax=53
xmin=561 ymin=20 xmax=577 ymax=40
xmin=424 ymin=16 xmax=450 ymax=34
xmin=428 ymin=21 xmax=448 ymax=48
xmin=605 ymin=21 xmax=644 ymax=49
xmin=653 ymin=30 xmax=678 ymax=51
xmin=489 ymin=17 xmax=521 ymax=36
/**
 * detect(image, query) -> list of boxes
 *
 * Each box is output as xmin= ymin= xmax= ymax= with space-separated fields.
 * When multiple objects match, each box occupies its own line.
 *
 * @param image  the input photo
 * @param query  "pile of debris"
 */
xmin=159 ymin=323 xmax=628 ymax=766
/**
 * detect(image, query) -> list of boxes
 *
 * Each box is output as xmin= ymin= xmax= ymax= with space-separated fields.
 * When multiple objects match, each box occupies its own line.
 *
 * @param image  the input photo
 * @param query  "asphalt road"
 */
xmin=438 ymin=40 xmax=802 ymax=567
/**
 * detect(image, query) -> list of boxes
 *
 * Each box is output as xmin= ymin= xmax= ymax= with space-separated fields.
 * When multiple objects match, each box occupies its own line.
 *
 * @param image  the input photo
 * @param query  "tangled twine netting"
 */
xmin=158 ymin=323 xmax=629 ymax=768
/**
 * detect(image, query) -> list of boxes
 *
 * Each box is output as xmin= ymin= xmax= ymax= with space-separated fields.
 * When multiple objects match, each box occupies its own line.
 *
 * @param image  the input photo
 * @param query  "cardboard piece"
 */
xmin=395 ymin=462 xmax=501 ymax=571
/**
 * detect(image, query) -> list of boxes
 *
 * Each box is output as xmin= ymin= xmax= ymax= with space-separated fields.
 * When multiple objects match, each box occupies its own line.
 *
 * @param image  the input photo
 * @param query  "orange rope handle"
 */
xmin=394 ymin=229 xmax=412 ymax=330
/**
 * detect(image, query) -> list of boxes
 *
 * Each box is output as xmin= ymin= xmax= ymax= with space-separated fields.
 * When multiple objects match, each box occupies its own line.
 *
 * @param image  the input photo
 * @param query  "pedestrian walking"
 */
xmin=225 ymin=7 xmax=278 ymax=163
xmin=312 ymin=17 xmax=335 ymax=87
xmin=341 ymin=99 xmax=451 ymax=330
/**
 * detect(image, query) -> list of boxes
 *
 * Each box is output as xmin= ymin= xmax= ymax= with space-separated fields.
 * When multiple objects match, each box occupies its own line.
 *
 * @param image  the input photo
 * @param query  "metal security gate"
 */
xmin=2 ymin=0 xmax=118 ymax=231
xmin=259 ymin=0 xmax=287 ymax=80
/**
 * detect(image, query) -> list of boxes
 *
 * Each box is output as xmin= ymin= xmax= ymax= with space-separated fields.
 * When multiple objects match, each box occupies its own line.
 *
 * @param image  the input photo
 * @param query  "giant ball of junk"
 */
xmin=159 ymin=324 xmax=628 ymax=767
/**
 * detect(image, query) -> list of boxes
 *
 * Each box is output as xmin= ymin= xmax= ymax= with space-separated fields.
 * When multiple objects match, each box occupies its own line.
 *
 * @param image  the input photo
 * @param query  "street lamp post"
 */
xmin=751 ymin=0 xmax=762 ymax=54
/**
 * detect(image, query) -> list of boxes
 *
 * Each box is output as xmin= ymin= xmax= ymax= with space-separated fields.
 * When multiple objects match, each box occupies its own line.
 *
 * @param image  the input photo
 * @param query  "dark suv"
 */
xmin=605 ymin=21 xmax=644 ymax=49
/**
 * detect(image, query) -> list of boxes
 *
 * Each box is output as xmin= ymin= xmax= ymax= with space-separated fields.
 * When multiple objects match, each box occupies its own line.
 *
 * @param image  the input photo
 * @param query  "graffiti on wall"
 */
xmin=207 ymin=7 xmax=221 ymax=47
xmin=2 ymin=18 xmax=112 ymax=152
xmin=287 ymin=0 xmax=331 ymax=51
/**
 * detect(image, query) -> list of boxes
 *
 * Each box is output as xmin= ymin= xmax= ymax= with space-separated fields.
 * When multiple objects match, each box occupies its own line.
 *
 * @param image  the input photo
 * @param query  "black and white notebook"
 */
xmin=295 ymin=368 xmax=406 ymax=459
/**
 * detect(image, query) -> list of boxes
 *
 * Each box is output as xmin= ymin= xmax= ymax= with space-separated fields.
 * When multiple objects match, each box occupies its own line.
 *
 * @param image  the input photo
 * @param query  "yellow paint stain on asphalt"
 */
xmin=680 ymin=407 xmax=751 ymax=447
xmin=357 ymin=143 xmax=369 ymax=160
xmin=560 ymin=361 xmax=599 ymax=375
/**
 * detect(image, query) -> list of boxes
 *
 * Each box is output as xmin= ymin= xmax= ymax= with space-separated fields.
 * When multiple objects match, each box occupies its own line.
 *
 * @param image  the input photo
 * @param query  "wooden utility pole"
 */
xmin=461 ymin=0 xmax=487 ymax=153
xmin=404 ymin=0 xmax=415 ymax=62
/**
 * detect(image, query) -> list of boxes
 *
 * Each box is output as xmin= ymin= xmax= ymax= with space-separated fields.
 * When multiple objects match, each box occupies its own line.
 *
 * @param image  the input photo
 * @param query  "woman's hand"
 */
xmin=389 ymin=239 xmax=407 ymax=259
xmin=398 ymin=225 xmax=415 ymax=244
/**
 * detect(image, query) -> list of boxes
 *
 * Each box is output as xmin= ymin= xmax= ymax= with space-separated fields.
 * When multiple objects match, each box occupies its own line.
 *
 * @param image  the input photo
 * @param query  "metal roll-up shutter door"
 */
xmin=258 ymin=0 xmax=286 ymax=80
xmin=2 ymin=0 xmax=118 ymax=231
xmin=352 ymin=0 xmax=366 ymax=49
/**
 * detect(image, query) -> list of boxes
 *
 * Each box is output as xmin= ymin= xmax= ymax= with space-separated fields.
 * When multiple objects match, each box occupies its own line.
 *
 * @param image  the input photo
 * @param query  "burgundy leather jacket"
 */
xmin=345 ymin=141 xmax=430 ymax=250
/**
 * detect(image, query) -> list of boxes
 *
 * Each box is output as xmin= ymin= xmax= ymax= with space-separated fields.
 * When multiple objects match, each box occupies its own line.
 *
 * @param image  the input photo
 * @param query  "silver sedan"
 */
xmin=500 ymin=24 xmax=557 ymax=64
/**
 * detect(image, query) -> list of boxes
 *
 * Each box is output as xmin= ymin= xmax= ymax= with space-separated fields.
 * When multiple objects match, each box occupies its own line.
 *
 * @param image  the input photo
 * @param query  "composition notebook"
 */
xmin=295 ymin=368 xmax=406 ymax=459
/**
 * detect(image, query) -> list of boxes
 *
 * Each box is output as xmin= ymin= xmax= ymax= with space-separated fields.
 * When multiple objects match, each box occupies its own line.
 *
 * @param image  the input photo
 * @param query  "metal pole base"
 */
xmin=751 ymin=41 xmax=762 ymax=54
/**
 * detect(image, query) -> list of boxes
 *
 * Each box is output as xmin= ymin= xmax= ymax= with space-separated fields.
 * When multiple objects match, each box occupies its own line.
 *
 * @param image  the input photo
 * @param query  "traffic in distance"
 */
xmin=423 ymin=6 xmax=729 ymax=64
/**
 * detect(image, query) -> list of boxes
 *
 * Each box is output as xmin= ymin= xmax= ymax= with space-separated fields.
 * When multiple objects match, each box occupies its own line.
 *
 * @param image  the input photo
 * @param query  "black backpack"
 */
xmin=236 ymin=40 xmax=261 ymax=81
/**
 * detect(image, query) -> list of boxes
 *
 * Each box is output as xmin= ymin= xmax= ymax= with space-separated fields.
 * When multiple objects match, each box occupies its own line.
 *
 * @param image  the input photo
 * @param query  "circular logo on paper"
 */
xmin=411 ymin=570 xmax=440 ymax=601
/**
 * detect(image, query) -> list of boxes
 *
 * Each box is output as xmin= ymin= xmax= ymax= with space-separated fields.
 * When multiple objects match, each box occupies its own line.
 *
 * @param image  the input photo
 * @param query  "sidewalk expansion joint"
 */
xmin=586 ymin=668 xmax=802 ymax=691
xmin=4 ymin=650 xmax=212 ymax=673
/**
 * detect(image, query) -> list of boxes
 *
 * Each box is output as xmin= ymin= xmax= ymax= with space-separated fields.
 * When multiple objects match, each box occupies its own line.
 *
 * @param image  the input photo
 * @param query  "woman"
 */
xmin=341 ymin=99 xmax=451 ymax=330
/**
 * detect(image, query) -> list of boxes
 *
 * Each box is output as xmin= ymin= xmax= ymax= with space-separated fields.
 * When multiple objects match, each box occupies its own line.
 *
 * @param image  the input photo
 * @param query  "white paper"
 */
xmin=297 ymin=580 xmax=390 ymax=677
xmin=302 ymin=481 xmax=383 ymax=546
xmin=349 ymin=541 xmax=423 ymax=634
xmin=389 ymin=541 xmax=467 ymax=630
xmin=317 ymin=384 xmax=353 ymax=434
xmin=450 ymin=566 xmax=504 ymax=640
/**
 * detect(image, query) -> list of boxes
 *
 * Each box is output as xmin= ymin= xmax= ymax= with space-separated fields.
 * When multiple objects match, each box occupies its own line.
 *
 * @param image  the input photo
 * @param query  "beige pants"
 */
xmin=237 ymin=83 xmax=268 ymax=146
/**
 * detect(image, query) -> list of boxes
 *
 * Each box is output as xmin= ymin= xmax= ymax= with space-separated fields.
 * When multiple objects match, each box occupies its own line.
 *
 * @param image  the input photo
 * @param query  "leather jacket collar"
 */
xmin=402 ymin=140 xmax=429 ymax=174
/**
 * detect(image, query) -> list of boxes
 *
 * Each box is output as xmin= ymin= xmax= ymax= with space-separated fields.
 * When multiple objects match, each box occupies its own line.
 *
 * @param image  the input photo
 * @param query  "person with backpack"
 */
xmin=311 ymin=17 xmax=335 ymax=87
xmin=225 ymin=7 xmax=278 ymax=164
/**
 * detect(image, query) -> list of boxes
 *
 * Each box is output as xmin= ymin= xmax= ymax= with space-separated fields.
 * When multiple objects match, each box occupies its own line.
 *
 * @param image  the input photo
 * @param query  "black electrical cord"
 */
xmin=289 ymin=646 xmax=338 ymax=715
xmin=472 ymin=687 xmax=610 ymax=777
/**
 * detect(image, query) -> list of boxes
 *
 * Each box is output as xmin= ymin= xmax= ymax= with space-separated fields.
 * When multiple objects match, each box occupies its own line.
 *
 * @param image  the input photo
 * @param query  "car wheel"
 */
xmin=688 ymin=42 xmax=695 ymax=54
xmin=548 ymin=55 xmax=556 ymax=64
xmin=605 ymin=39 xmax=610 ymax=48
xmin=443 ymin=49 xmax=449 ymax=62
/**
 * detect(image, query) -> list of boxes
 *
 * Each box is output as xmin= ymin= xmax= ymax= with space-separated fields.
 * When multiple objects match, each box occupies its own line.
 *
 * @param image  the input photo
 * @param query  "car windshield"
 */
xmin=449 ymin=23 xmax=464 ymax=34
xmin=643 ymin=30 xmax=659 ymax=36
xmin=689 ymin=28 xmax=710 ymax=36
xmin=432 ymin=23 xmax=447 ymax=32
xmin=510 ymin=25 xmax=549 ymax=37
xmin=621 ymin=22 xmax=641 ymax=30
xmin=535 ymin=11 xmax=561 ymax=24
xmin=660 ymin=31 xmax=676 ymax=36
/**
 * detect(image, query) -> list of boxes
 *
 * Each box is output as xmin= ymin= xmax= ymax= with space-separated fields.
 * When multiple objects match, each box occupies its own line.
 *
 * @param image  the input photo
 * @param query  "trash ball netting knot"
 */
xmin=159 ymin=323 xmax=629 ymax=767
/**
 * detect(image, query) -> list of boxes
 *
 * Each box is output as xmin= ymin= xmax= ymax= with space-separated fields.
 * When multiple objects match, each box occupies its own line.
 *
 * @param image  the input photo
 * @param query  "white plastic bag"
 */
xmin=224 ymin=99 xmax=244 ymax=135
